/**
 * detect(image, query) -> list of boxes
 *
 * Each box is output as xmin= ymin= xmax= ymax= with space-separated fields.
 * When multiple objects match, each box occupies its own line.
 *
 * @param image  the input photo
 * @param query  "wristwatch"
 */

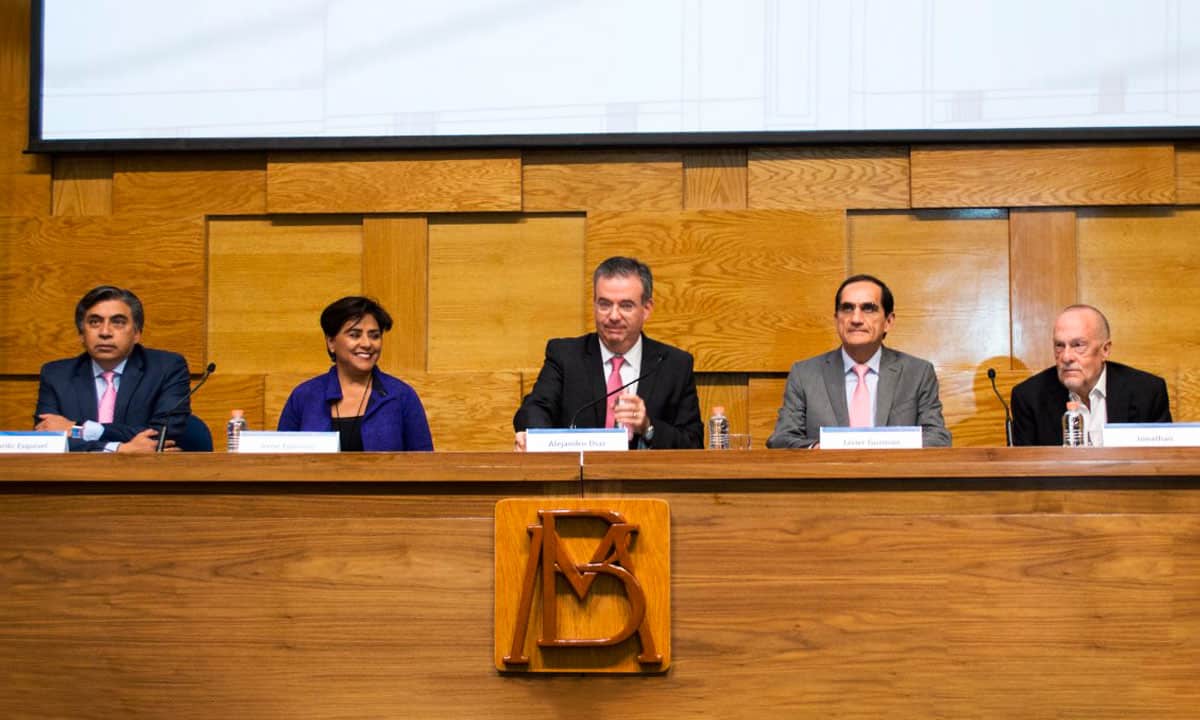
xmin=70 ymin=424 xmax=84 ymax=440
xmin=643 ymin=424 xmax=655 ymax=444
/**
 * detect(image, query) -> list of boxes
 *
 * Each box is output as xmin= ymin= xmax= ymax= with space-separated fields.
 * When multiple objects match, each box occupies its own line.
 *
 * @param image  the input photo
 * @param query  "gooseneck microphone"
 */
xmin=156 ymin=362 xmax=216 ymax=452
xmin=987 ymin=367 xmax=1013 ymax=447
xmin=568 ymin=352 xmax=665 ymax=429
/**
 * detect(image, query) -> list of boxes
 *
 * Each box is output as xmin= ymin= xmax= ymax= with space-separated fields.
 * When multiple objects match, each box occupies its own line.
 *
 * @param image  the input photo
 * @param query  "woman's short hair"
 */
xmin=320 ymin=296 xmax=394 ymax=339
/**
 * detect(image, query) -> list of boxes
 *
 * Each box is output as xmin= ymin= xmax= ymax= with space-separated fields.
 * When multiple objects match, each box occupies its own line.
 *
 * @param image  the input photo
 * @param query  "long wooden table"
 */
xmin=2 ymin=449 xmax=1198 ymax=718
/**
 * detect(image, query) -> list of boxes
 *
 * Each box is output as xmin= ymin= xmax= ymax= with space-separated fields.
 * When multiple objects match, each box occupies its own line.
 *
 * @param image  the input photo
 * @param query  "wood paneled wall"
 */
xmin=2 ymin=0 xmax=1198 ymax=448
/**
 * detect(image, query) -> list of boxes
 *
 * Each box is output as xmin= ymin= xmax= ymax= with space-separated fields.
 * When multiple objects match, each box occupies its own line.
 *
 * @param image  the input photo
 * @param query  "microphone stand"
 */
xmin=987 ymin=368 xmax=1013 ymax=447
xmin=156 ymin=362 xmax=216 ymax=452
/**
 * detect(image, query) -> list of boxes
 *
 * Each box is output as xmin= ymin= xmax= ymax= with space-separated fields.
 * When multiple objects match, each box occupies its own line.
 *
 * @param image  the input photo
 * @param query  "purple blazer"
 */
xmin=277 ymin=367 xmax=433 ymax=451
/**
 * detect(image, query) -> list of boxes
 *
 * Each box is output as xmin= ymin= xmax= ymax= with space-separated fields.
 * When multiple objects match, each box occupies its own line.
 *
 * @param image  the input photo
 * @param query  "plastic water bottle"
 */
xmin=1062 ymin=401 xmax=1084 ymax=447
xmin=226 ymin=409 xmax=247 ymax=453
xmin=708 ymin=406 xmax=729 ymax=450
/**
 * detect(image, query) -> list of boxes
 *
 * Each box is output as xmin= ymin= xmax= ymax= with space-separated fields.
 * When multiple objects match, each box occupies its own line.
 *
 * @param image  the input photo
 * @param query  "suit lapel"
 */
xmin=584 ymin=334 xmax=608 ymax=428
xmin=875 ymin=347 xmax=901 ymax=425
xmin=822 ymin=350 xmax=850 ymax=425
xmin=1103 ymin=363 xmax=1130 ymax=422
xmin=72 ymin=355 xmax=99 ymax=422
xmin=636 ymin=335 xmax=661 ymax=413
xmin=114 ymin=347 xmax=144 ymax=423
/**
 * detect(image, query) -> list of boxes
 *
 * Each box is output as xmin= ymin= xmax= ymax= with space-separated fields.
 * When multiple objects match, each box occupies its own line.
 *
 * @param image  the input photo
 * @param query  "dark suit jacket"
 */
xmin=766 ymin=346 xmax=952 ymax=448
xmin=513 ymin=333 xmax=703 ymax=449
xmin=35 ymin=345 xmax=192 ymax=452
xmin=1010 ymin=361 xmax=1172 ymax=446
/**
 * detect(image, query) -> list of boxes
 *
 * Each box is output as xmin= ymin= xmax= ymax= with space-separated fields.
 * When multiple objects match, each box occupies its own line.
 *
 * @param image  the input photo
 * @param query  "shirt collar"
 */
xmin=91 ymin=357 xmax=129 ymax=378
xmin=600 ymin=335 xmax=643 ymax=371
xmin=841 ymin=346 xmax=882 ymax=375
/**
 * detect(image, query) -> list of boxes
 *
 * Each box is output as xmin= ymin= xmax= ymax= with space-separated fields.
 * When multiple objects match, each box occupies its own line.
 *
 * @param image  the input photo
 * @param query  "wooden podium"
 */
xmin=2 ymin=448 xmax=1198 ymax=718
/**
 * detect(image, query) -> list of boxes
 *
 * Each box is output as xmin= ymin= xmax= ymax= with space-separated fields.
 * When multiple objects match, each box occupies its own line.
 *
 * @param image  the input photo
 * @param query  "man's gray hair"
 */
xmin=592 ymin=256 xmax=653 ymax=304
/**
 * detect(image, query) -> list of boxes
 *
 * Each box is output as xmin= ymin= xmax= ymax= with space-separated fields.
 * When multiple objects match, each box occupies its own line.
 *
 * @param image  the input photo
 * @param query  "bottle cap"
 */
xmin=231 ymin=409 xmax=244 ymax=418
xmin=1066 ymin=401 xmax=1080 ymax=411
xmin=712 ymin=406 xmax=725 ymax=416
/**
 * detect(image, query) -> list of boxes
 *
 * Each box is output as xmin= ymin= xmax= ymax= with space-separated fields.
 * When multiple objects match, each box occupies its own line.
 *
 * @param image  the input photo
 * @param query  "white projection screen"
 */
xmin=28 ymin=0 xmax=1200 ymax=151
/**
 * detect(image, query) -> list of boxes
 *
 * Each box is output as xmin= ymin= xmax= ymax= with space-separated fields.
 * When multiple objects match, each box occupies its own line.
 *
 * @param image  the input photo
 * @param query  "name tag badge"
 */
xmin=819 ymin=426 xmax=922 ymax=450
xmin=236 ymin=431 xmax=340 ymax=453
xmin=1102 ymin=423 xmax=1200 ymax=448
xmin=0 ymin=431 xmax=69 ymax=453
xmin=525 ymin=428 xmax=629 ymax=452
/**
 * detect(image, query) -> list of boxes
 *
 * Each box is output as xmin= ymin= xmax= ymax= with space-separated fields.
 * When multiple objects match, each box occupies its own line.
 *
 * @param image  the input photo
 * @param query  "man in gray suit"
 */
xmin=767 ymin=274 xmax=951 ymax=448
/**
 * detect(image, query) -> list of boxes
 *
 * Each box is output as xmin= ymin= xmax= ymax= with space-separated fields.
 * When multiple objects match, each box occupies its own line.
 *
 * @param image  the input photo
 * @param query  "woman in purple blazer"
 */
xmin=277 ymin=297 xmax=433 ymax=451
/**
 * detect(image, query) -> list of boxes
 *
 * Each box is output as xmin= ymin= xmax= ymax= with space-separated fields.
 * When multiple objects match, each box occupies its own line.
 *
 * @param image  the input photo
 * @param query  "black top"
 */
xmin=331 ymin=416 xmax=365 ymax=452
xmin=1010 ymin=361 xmax=1172 ymax=446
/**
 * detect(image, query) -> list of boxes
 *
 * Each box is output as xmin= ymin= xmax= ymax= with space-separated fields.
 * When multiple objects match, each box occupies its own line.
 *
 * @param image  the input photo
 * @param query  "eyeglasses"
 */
xmin=836 ymin=302 xmax=881 ymax=316
xmin=595 ymin=299 xmax=642 ymax=314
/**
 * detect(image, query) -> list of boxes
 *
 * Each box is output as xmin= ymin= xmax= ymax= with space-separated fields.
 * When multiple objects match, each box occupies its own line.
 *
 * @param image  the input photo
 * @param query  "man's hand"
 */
xmin=612 ymin=392 xmax=651 ymax=435
xmin=514 ymin=431 xmax=527 ymax=452
xmin=117 ymin=428 xmax=173 ymax=453
xmin=35 ymin=413 xmax=75 ymax=432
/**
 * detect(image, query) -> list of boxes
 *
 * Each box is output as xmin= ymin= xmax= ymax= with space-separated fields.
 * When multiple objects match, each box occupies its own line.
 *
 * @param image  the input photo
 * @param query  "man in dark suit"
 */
xmin=1011 ymin=304 xmax=1171 ymax=446
xmin=513 ymin=257 xmax=702 ymax=450
xmin=767 ymin=274 xmax=951 ymax=449
xmin=34 ymin=285 xmax=191 ymax=452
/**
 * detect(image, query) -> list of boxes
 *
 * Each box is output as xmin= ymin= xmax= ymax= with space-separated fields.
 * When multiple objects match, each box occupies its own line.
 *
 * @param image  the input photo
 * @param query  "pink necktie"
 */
xmin=604 ymin=356 xmax=624 ymax=429
xmin=98 ymin=370 xmax=116 ymax=424
xmin=849 ymin=364 xmax=871 ymax=427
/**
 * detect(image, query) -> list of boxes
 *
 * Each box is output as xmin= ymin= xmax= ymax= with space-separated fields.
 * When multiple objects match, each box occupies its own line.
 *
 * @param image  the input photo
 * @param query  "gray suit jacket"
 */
xmin=766 ymin=346 xmax=951 ymax=448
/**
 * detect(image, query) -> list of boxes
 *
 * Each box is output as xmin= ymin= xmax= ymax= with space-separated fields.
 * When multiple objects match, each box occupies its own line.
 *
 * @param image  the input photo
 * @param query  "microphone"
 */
xmin=568 ymin=353 xmax=665 ymax=430
xmin=987 ymin=367 xmax=1013 ymax=447
xmin=156 ymin=362 xmax=216 ymax=452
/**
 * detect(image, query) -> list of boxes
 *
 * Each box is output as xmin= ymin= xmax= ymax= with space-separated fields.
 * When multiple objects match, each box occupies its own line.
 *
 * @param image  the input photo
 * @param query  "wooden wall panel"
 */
xmin=939 ymin=365 xmax=1032 ymax=447
xmin=684 ymin=149 xmax=747 ymax=209
xmin=523 ymin=150 xmax=683 ymax=211
xmin=1176 ymin=144 xmax=1200 ymax=204
xmin=114 ymin=154 xmax=267 ymax=215
xmin=1179 ymin=368 xmax=1200 ymax=423
xmin=0 ymin=2 xmax=50 ymax=216
xmin=267 ymin=151 xmax=521 ymax=213
xmin=1009 ymin=209 xmax=1077 ymax=371
xmin=207 ymin=217 xmax=363 ymax=375
xmin=363 ymin=216 xmax=428 ymax=374
xmin=51 ymin=156 xmax=113 ymax=216
xmin=749 ymin=147 xmax=910 ymax=209
xmin=427 ymin=214 xmax=586 ymax=372
xmin=0 ymin=215 xmax=205 ymax=374
xmin=0 ymin=378 xmax=38 ymax=432
xmin=264 ymin=371 xmax=521 ymax=451
xmin=190 ymin=374 xmax=267 ymax=451
xmin=747 ymin=375 xmax=786 ymax=448
xmin=587 ymin=210 xmax=845 ymax=372
xmin=849 ymin=210 xmax=1010 ymax=367
xmin=408 ymin=372 xmax=523 ymax=451
xmin=696 ymin=373 xmax=749 ymax=447
xmin=911 ymin=144 xmax=1175 ymax=208
xmin=1076 ymin=208 xmax=1200 ymax=382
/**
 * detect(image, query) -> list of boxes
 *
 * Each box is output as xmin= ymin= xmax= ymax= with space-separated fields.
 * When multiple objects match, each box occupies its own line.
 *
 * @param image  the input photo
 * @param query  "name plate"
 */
xmin=1102 ymin=423 xmax=1200 ymax=448
xmin=236 ymin=431 xmax=340 ymax=453
xmin=819 ymin=426 xmax=922 ymax=449
xmin=0 ymin=431 xmax=68 ymax=453
xmin=525 ymin=428 xmax=628 ymax=452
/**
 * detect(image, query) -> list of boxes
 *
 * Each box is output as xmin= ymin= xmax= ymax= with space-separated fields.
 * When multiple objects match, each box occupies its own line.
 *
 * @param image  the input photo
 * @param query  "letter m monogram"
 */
xmin=503 ymin=509 xmax=662 ymax=666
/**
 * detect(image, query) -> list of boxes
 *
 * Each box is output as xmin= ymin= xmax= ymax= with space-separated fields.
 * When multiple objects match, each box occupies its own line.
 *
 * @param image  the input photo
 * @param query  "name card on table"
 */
xmin=0 ymin=431 xmax=68 ymax=453
xmin=236 ymin=431 xmax=340 ymax=453
xmin=525 ymin=428 xmax=629 ymax=452
xmin=1102 ymin=423 xmax=1200 ymax=448
xmin=819 ymin=426 xmax=922 ymax=450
